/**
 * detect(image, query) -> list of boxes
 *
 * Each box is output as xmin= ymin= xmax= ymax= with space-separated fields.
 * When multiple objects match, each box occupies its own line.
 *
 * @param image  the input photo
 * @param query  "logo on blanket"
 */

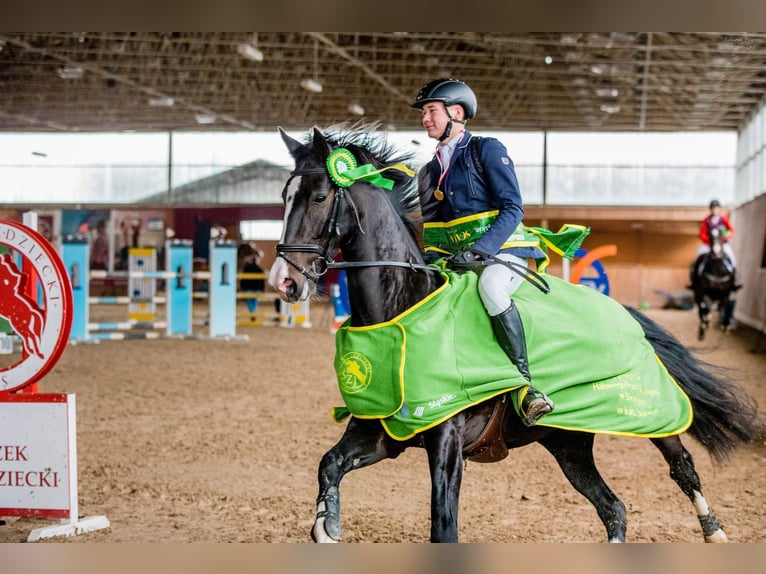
xmin=338 ymin=352 xmax=372 ymax=394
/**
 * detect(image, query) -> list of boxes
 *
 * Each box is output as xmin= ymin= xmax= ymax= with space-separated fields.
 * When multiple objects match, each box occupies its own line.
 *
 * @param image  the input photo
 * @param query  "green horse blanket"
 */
xmin=332 ymin=271 xmax=693 ymax=441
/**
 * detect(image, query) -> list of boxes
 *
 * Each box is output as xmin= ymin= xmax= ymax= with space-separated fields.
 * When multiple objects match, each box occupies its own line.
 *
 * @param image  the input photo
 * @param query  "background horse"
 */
xmin=692 ymin=227 xmax=737 ymax=340
xmin=268 ymin=124 xmax=761 ymax=543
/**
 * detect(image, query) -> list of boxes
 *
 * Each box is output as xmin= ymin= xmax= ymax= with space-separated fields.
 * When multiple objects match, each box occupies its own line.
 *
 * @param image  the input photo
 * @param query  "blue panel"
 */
xmin=208 ymin=240 xmax=237 ymax=337
xmin=61 ymin=239 xmax=89 ymax=341
xmin=166 ymin=240 xmax=193 ymax=336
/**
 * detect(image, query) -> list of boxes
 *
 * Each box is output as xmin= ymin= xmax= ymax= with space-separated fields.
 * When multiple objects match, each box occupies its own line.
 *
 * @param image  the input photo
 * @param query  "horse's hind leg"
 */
xmin=539 ymin=431 xmax=627 ymax=542
xmin=651 ymin=436 xmax=727 ymax=542
xmin=312 ymin=417 xmax=407 ymax=543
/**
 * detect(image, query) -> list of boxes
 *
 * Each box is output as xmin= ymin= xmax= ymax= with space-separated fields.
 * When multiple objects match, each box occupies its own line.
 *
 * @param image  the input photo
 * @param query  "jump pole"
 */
xmin=61 ymin=238 xmax=194 ymax=341
xmin=61 ymin=237 xmax=241 ymax=341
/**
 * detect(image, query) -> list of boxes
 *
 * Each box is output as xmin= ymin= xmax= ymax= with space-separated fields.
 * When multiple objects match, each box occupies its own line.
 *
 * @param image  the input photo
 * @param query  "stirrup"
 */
xmin=519 ymin=387 xmax=554 ymax=427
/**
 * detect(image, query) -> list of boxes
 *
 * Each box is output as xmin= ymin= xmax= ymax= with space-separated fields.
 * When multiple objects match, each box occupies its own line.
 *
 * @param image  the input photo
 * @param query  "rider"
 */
xmin=689 ymin=199 xmax=738 ymax=289
xmin=412 ymin=78 xmax=554 ymax=426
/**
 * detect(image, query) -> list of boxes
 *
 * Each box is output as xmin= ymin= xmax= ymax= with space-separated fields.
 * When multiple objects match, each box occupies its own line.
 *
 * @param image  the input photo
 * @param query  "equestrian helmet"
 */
xmin=709 ymin=199 xmax=721 ymax=208
xmin=412 ymin=78 xmax=478 ymax=119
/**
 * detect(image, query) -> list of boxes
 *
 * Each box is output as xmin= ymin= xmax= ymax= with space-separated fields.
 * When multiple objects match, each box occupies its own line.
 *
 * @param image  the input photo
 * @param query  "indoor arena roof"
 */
xmin=1 ymin=32 xmax=765 ymax=134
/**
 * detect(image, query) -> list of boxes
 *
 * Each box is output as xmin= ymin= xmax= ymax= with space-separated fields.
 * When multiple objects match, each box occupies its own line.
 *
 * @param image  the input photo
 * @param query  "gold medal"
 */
xmin=434 ymin=189 xmax=444 ymax=201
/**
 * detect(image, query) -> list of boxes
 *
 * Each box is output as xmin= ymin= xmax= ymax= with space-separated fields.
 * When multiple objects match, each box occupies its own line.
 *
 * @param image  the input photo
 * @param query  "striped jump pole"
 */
xmin=128 ymin=247 xmax=156 ymax=322
xmin=61 ymin=238 xmax=196 ymax=341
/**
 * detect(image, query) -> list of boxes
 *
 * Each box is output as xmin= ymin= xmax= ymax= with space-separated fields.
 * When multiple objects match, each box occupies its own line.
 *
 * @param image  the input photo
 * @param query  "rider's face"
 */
xmin=420 ymin=103 xmax=465 ymax=141
xmin=420 ymin=102 xmax=449 ymax=140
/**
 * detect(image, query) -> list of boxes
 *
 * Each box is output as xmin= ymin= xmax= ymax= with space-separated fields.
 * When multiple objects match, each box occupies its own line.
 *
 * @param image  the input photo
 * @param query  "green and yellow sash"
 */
xmin=422 ymin=212 xmax=589 ymax=271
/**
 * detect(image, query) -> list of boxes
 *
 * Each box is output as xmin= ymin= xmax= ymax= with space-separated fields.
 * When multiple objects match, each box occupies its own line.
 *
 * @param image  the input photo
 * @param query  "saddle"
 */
xmin=462 ymin=393 xmax=510 ymax=463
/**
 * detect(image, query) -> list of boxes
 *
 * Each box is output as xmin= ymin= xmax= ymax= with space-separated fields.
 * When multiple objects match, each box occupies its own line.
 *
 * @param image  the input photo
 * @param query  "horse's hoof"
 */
xmin=311 ymin=519 xmax=341 ymax=543
xmin=705 ymin=529 xmax=728 ymax=543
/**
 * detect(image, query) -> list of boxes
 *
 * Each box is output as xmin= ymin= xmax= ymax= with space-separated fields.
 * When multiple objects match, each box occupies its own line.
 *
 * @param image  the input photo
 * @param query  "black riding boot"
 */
xmin=687 ymin=255 xmax=704 ymax=290
xmin=732 ymin=268 xmax=742 ymax=291
xmin=490 ymin=300 xmax=554 ymax=426
xmin=687 ymin=265 xmax=697 ymax=290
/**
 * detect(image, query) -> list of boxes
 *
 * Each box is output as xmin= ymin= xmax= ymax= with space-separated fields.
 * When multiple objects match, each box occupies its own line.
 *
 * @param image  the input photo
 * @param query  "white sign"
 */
xmin=0 ymin=393 xmax=76 ymax=518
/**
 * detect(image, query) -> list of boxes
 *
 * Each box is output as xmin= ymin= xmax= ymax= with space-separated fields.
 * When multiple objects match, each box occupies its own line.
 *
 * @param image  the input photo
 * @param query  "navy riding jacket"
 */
xmin=419 ymin=129 xmax=541 ymax=259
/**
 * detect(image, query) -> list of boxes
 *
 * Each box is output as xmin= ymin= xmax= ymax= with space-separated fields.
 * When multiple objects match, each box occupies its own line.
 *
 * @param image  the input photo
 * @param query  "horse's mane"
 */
xmin=308 ymin=122 xmax=424 ymax=243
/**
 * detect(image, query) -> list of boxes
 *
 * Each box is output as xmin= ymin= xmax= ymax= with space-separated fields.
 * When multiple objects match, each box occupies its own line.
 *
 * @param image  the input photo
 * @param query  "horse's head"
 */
xmin=709 ymin=227 xmax=724 ymax=260
xmin=268 ymin=125 xmax=420 ymax=303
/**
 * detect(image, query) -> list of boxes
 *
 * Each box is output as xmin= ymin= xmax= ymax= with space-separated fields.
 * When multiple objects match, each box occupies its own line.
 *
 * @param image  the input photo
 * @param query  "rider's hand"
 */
xmin=446 ymin=250 xmax=483 ymax=272
xmin=449 ymin=250 xmax=481 ymax=264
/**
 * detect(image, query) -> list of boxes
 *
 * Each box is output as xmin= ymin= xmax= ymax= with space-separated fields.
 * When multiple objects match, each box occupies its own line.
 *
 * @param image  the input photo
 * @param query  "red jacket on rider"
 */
xmin=699 ymin=214 xmax=734 ymax=246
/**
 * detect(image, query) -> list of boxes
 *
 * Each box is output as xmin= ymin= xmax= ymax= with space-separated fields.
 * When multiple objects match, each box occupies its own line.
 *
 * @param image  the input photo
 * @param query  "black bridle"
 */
xmin=276 ymin=168 xmax=438 ymax=285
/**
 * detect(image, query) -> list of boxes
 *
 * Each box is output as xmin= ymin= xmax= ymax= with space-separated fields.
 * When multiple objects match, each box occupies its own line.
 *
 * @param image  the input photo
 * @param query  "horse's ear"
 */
xmin=278 ymin=127 xmax=303 ymax=158
xmin=311 ymin=126 xmax=332 ymax=157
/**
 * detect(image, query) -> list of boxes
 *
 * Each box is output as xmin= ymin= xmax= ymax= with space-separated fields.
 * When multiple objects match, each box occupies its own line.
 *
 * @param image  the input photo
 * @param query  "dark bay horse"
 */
xmin=692 ymin=227 xmax=738 ymax=341
xmin=268 ymin=125 xmax=761 ymax=543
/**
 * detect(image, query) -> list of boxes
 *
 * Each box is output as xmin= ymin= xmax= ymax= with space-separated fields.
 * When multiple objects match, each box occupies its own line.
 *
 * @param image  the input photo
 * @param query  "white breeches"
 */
xmin=477 ymin=253 xmax=528 ymax=316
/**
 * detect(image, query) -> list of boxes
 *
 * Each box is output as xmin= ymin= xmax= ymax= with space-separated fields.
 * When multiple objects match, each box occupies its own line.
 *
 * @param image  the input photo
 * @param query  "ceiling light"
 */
xmin=595 ymin=88 xmax=619 ymax=98
xmin=148 ymin=97 xmax=174 ymax=107
xmin=590 ymin=65 xmax=603 ymax=75
xmin=347 ymin=103 xmax=365 ymax=116
xmin=300 ymin=78 xmax=323 ymax=93
xmin=195 ymin=114 xmax=216 ymax=124
xmin=58 ymin=65 xmax=83 ymax=79
xmin=237 ymin=42 xmax=264 ymax=62
xmin=544 ymin=56 xmax=553 ymax=65
xmin=610 ymin=32 xmax=636 ymax=43
xmin=600 ymin=104 xmax=621 ymax=114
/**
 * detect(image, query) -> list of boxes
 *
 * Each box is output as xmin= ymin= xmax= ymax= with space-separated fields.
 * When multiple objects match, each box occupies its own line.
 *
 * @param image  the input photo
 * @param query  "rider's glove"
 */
xmin=447 ymin=250 xmax=483 ymax=272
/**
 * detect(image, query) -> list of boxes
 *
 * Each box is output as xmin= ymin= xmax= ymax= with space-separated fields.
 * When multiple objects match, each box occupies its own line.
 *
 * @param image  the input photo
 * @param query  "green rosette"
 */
xmin=326 ymin=148 xmax=358 ymax=188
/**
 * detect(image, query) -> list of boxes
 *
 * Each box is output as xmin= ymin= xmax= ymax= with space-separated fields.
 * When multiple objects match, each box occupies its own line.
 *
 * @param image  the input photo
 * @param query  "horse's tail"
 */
xmin=625 ymin=306 xmax=763 ymax=463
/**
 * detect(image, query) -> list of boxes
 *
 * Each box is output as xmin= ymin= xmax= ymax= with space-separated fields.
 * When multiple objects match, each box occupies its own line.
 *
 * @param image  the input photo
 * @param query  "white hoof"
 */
xmin=312 ymin=518 xmax=340 ymax=543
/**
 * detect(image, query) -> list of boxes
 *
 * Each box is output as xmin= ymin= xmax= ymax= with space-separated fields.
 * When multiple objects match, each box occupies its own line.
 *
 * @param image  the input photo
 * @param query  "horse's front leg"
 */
xmin=313 ymin=417 xmax=407 ymax=543
xmin=423 ymin=417 xmax=465 ymax=542
xmin=696 ymin=295 xmax=710 ymax=340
